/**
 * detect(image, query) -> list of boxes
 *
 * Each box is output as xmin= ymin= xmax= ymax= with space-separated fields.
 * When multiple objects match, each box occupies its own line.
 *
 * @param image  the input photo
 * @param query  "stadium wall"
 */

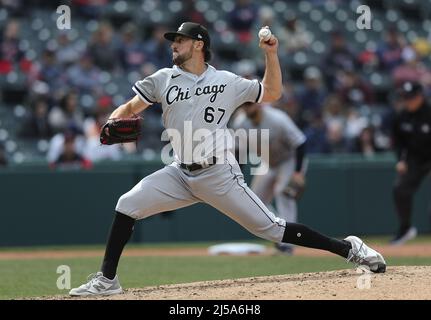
xmin=0 ymin=155 xmax=429 ymax=246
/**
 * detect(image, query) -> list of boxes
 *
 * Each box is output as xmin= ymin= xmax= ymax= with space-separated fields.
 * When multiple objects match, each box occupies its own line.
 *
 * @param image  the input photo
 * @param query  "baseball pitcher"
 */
xmin=70 ymin=22 xmax=386 ymax=296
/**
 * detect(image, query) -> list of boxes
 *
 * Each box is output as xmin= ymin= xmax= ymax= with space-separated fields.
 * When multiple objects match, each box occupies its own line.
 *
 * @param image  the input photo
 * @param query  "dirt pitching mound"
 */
xmin=42 ymin=266 xmax=431 ymax=300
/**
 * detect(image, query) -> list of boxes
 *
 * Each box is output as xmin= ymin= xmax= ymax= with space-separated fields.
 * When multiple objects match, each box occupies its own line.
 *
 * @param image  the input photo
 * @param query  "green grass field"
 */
xmin=1 ymin=255 xmax=431 ymax=299
xmin=1 ymin=237 xmax=431 ymax=299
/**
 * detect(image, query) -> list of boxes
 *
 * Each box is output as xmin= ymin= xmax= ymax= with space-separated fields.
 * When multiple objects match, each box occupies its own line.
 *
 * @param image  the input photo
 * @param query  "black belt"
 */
xmin=180 ymin=157 xmax=218 ymax=171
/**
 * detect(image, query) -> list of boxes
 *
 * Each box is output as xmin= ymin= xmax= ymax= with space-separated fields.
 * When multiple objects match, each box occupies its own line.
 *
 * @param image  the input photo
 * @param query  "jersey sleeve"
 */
xmin=391 ymin=114 xmax=407 ymax=160
xmin=132 ymin=71 xmax=164 ymax=105
xmin=282 ymin=114 xmax=306 ymax=148
xmin=234 ymin=76 xmax=264 ymax=107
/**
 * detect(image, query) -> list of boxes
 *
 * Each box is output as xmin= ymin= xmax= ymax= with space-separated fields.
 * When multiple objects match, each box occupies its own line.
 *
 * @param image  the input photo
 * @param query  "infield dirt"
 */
xmin=37 ymin=266 xmax=431 ymax=300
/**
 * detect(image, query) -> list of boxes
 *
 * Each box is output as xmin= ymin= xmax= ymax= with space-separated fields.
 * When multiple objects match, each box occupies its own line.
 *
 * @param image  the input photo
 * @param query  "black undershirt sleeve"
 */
xmin=295 ymin=142 xmax=306 ymax=172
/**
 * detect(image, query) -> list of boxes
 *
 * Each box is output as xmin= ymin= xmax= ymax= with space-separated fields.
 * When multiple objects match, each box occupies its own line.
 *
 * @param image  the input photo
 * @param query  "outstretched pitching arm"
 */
xmin=259 ymin=34 xmax=282 ymax=103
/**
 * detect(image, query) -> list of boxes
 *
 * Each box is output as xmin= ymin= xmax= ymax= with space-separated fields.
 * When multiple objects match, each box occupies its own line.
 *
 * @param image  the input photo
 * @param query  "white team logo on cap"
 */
xmin=198 ymin=34 xmax=202 ymax=39
xmin=404 ymin=82 xmax=412 ymax=92
xmin=178 ymin=23 xmax=185 ymax=31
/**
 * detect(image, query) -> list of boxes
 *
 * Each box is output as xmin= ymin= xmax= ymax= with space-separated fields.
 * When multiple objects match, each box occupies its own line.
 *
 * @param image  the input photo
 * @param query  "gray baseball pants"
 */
xmin=116 ymin=155 xmax=286 ymax=242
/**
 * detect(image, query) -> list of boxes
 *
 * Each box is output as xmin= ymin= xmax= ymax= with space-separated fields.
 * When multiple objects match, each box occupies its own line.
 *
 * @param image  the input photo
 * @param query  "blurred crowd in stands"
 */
xmin=1 ymin=0 xmax=431 ymax=167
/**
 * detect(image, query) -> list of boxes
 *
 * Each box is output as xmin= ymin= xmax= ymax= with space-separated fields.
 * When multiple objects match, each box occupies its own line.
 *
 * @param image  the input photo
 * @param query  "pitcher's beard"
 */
xmin=173 ymin=50 xmax=193 ymax=66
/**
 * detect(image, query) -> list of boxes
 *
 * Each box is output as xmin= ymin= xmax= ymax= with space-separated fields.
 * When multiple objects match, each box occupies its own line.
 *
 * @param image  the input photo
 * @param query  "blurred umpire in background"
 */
xmin=391 ymin=81 xmax=431 ymax=245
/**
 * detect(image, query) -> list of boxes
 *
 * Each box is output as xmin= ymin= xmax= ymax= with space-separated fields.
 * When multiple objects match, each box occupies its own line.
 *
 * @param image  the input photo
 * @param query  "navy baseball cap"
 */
xmin=164 ymin=22 xmax=211 ymax=49
xmin=399 ymin=81 xmax=423 ymax=99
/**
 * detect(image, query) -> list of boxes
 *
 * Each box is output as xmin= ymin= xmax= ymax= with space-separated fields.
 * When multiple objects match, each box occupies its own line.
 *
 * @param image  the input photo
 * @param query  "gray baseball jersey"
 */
xmin=133 ymin=64 xmax=263 ymax=164
xmin=116 ymin=64 xmax=288 ymax=244
xmin=233 ymin=105 xmax=306 ymax=168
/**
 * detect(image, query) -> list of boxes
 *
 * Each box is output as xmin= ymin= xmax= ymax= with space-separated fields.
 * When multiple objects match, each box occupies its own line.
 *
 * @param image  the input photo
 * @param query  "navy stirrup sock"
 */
xmin=282 ymin=223 xmax=352 ymax=258
xmin=101 ymin=212 xmax=135 ymax=280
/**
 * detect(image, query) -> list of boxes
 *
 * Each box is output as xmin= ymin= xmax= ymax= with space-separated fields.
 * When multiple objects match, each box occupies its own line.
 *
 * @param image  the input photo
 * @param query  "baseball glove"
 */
xmin=283 ymin=175 xmax=306 ymax=200
xmin=100 ymin=117 xmax=143 ymax=145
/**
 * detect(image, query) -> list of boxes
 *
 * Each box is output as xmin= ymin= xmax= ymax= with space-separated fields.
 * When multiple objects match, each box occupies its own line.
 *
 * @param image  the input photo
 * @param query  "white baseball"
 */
xmin=258 ymin=27 xmax=272 ymax=41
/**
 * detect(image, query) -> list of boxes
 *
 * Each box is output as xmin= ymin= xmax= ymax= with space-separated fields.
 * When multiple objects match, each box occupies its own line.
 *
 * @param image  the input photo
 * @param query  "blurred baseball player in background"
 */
xmin=232 ymin=101 xmax=307 ymax=255
xmin=69 ymin=22 xmax=386 ymax=296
